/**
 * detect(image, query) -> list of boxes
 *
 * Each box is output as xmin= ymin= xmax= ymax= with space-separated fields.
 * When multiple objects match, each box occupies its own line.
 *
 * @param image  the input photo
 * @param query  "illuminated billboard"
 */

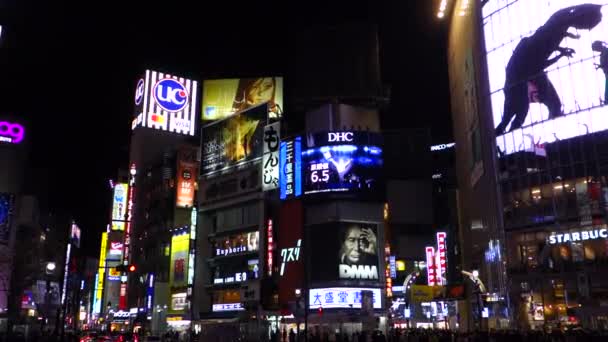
xmin=482 ymin=1 xmax=608 ymax=155
xmin=302 ymin=131 xmax=383 ymax=195
xmin=309 ymin=222 xmax=380 ymax=282
xmin=201 ymin=103 xmax=267 ymax=176
xmin=111 ymin=183 xmax=128 ymax=222
xmin=170 ymin=232 xmax=190 ymax=289
xmin=0 ymin=121 xmax=24 ymax=144
xmin=93 ymin=232 xmax=108 ymax=314
xmin=131 ymin=70 xmax=199 ymax=136
xmin=279 ymin=137 xmax=302 ymax=200
xmin=201 ymin=77 xmax=283 ymax=121
xmin=176 ymin=146 xmax=198 ymax=208
xmin=309 ymin=287 xmax=382 ymax=309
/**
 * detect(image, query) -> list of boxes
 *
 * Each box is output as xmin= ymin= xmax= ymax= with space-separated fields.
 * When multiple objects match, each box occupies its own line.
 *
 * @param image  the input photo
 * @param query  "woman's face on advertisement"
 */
xmin=246 ymin=78 xmax=274 ymax=105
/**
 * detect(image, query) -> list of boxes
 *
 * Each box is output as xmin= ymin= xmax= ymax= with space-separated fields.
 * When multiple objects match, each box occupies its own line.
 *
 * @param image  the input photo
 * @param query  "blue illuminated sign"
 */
xmin=279 ymin=137 xmax=302 ymax=200
xmin=153 ymin=78 xmax=189 ymax=112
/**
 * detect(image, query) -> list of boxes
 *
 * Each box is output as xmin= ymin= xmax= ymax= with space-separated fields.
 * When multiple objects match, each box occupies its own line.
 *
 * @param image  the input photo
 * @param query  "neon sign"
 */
xmin=0 ymin=121 xmax=24 ymax=144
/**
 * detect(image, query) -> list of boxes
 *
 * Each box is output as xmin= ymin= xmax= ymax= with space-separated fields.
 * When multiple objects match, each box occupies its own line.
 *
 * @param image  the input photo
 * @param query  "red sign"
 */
xmin=436 ymin=232 xmax=447 ymax=285
xmin=278 ymin=200 xmax=304 ymax=310
xmin=425 ymin=246 xmax=436 ymax=286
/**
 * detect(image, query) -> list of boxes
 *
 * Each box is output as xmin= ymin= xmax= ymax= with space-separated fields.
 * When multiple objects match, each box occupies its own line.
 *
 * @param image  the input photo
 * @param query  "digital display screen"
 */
xmin=482 ymin=1 xmax=608 ymax=155
xmin=309 ymin=222 xmax=381 ymax=283
xmin=202 ymin=77 xmax=283 ymax=121
xmin=302 ymin=132 xmax=383 ymax=195
xmin=201 ymin=104 xmax=267 ymax=176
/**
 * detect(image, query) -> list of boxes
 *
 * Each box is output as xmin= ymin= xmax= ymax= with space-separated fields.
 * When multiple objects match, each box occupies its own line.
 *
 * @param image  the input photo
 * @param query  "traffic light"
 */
xmin=114 ymin=264 xmax=136 ymax=273
xmin=318 ymin=307 xmax=323 ymax=316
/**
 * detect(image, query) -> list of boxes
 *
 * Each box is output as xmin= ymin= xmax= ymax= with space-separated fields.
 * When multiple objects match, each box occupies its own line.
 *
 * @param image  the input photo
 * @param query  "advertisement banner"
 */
xmin=93 ymin=232 xmax=108 ymax=314
xmin=309 ymin=222 xmax=380 ymax=283
xmin=201 ymin=77 xmax=283 ymax=121
xmin=176 ymin=146 xmax=199 ymax=208
xmin=482 ymin=1 xmax=608 ymax=156
xmin=279 ymin=137 xmax=302 ymax=200
xmin=0 ymin=193 xmax=14 ymax=244
xmin=302 ymin=131 xmax=383 ymax=196
xmin=170 ymin=232 xmax=190 ymax=289
xmin=111 ymin=183 xmax=129 ymax=221
xmin=262 ymin=122 xmax=280 ymax=191
xmin=131 ymin=70 xmax=199 ymax=136
xmin=309 ymin=287 xmax=381 ymax=309
xmin=201 ymin=104 xmax=267 ymax=176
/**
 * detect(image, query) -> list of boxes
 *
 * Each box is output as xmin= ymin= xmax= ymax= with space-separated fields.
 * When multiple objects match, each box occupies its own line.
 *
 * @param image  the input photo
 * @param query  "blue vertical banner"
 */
xmin=279 ymin=137 xmax=302 ymax=200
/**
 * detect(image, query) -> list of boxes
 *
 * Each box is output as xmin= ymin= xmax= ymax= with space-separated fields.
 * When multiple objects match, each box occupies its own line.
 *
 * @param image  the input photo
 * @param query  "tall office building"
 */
xmin=445 ymin=0 xmax=608 ymax=330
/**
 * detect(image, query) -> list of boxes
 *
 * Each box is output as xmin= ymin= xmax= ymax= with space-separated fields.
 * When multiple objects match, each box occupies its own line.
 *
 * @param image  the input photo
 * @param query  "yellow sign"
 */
xmin=167 ymin=316 xmax=183 ymax=321
xmin=169 ymin=233 xmax=190 ymax=289
xmin=111 ymin=221 xmax=125 ymax=231
xmin=396 ymin=260 xmax=406 ymax=271
xmin=95 ymin=232 xmax=108 ymax=308
xmin=202 ymin=77 xmax=284 ymax=121
xmin=410 ymin=285 xmax=444 ymax=302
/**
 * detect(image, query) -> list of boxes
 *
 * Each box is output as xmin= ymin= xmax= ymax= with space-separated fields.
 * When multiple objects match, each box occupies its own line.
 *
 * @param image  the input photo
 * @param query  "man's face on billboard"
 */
xmin=343 ymin=227 xmax=364 ymax=264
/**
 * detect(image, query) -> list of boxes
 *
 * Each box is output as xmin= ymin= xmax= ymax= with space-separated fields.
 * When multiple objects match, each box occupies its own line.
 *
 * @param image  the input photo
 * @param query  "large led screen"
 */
xmin=309 ymin=222 xmax=380 ymax=283
xmin=201 ymin=104 xmax=267 ymax=176
xmin=302 ymin=132 xmax=383 ymax=195
xmin=483 ymin=1 xmax=608 ymax=155
xmin=201 ymin=77 xmax=283 ymax=121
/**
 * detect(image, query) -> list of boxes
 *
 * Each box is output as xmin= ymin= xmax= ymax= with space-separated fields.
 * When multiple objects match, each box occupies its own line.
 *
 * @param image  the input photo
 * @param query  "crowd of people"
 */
xmin=264 ymin=328 xmax=608 ymax=342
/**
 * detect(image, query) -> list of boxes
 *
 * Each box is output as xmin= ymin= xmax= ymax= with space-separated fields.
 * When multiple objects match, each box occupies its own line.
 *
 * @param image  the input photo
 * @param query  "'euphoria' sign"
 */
xmin=548 ymin=228 xmax=608 ymax=244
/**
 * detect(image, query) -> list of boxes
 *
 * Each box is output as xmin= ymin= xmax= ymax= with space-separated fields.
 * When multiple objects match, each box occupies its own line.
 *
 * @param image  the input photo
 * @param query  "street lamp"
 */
xmin=46 ymin=262 xmax=56 ymax=274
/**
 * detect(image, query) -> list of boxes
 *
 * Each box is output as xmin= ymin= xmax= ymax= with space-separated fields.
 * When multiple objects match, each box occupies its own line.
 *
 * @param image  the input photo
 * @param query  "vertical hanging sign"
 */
xmin=436 ymin=232 xmax=447 ymax=286
xmin=267 ymin=219 xmax=274 ymax=276
xmin=425 ymin=246 xmax=436 ymax=286
xmin=262 ymin=122 xmax=280 ymax=191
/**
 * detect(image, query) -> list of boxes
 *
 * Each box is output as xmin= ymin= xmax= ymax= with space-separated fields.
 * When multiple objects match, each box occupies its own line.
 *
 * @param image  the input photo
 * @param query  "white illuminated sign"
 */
xmin=131 ymin=70 xmax=198 ymax=136
xmin=212 ymin=303 xmax=244 ymax=312
xmin=309 ymin=288 xmax=382 ymax=309
xmin=262 ymin=122 xmax=280 ymax=191
xmin=213 ymin=272 xmax=248 ymax=285
xmin=430 ymin=143 xmax=455 ymax=151
xmin=483 ymin=2 xmax=608 ymax=156
xmin=548 ymin=228 xmax=608 ymax=244
xmin=279 ymin=239 xmax=301 ymax=276
xmin=216 ymin=246 xmax=247 ymax=256
xmin=328 ymin=132 xmax=354 ymax=142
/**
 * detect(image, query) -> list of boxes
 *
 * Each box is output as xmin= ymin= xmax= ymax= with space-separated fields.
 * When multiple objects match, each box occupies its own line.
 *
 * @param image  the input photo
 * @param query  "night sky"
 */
xmin=0 ymin=1 xmax=451 ymax=256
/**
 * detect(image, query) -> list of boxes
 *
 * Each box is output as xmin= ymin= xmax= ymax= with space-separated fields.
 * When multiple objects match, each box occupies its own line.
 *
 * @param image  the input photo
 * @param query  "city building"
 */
xmin=126 ymin=70 xmax=200 ymax=336
xmin=444 ymin=0 xmax=608 ymax=331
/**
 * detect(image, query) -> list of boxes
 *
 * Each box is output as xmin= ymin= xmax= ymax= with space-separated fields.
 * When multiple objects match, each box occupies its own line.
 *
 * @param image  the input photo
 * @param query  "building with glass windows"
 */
xmin=445 ymin=0 xmax=608 ymax=331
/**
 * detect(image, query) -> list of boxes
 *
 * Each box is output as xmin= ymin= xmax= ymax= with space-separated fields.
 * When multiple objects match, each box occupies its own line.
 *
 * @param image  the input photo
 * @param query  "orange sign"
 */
xmin=176 ymin=147 xmax=198 ymax=208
